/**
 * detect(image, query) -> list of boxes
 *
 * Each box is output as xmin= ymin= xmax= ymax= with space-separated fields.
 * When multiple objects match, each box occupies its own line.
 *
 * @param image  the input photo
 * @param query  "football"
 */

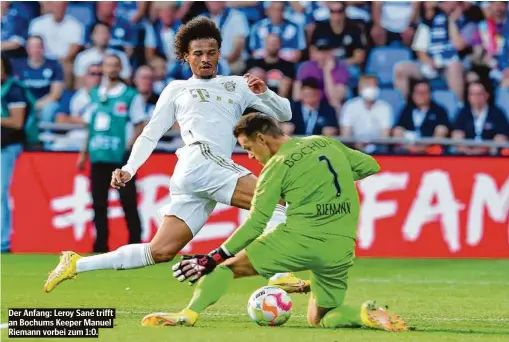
xmin=247 ymin=286 xmax=292 ymax=326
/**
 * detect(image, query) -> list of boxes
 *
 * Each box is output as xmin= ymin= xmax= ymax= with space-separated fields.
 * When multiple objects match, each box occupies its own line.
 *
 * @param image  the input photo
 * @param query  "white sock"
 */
xmin=76 ymin=243 xmax=155 ymax=273
xmin=269 ymin=273 xmax=290 ymax=281
xmin=265 ymin=204 xmax=290 ymax=281
xmin=264 ymin=204 xmax=286 ymax=233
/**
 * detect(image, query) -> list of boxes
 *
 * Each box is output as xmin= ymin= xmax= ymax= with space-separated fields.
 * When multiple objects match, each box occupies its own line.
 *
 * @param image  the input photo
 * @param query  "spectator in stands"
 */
xmin=245 ymin=34 xmax=295 ymax=98
xmin=282 ymin=78 xmax=338 ymax=137
xmin=419 ymin=1 xmax=437 ymax=24
xmin=149 ymin=55 xmax=169 ymax=95
xmin=249 ymin=1 xmax=305 ymax=63
xmin=85 ymin=1 xmax=137 ymax=58
xmin=340 ymin=75 xmax=393 ymax=153
xmin=204 ymin=2 xmax=250 ymax=74
xmin=305 ymin=2 xmax=330 ymax=24
xmin=293 ymin=37 xmax=348 ymax=111
xmin=74 ymin=22 xmax=132 ymax=89
xmin=452 ymin=81 xmax=509 ymax=155
xmin=501 ymin=41 xmax=509 ymax=88
xmin=244 ymin=67 xmax=267 ymax=84
xmin=28 ymin=2 xmax=83 ymax=89
xmin=393 ymin=79 xmax=451 ymax=154
xmin=371 ymin=2 xmax=419 ymax=47
xmin=13 ymin=36 xmax=63 ymax=123
xmin=1 ymin=55 xmax=29 ymax=253
xmin=471 ymin=2 xmax=509 ymax=85
xmin=307 ymin=1 xmax=371 ymax=29
xmin=10 ymin=1 xmax=40 ymax=22
xmin=116 ymin=1 xmax=149 ymax=24
xmin=461 ymin=2 xmax=486 ymax=25
xmin=145 ymin=2 xmax=181 ymax=62
xmin=310 ymin=1 xmax=366 ymax=85
xmin=344 ymin=1 xmax=371 ymax=27
xmin=55 ymin=64 xmax=102 ymax=125
xmin=133 ymin=63 xmax=181 ymax=141
xmin=1 ymin=1 xmax=28 ymax=59
xmin=394 ymin=2 xmax=476 ymax=103
xmin=281 ymin=2 xmax=309 ymax=33
xmin=133 ymin=65 xmax=159 ymax=118
xmin=227 ymin=2 xmax=263 ymax=25
xmin=78 ymin=54 xmax=145 ymax=252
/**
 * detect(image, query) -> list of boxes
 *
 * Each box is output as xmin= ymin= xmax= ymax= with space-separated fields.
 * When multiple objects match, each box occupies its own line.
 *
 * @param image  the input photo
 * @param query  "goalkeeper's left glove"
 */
xmin=172 ymin=247 xmax=231 ymax=285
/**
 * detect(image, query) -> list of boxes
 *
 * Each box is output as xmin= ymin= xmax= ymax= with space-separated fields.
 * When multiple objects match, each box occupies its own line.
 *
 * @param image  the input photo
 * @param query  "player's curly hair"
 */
xmin=174 ymin=16 xmax=222 ymax=62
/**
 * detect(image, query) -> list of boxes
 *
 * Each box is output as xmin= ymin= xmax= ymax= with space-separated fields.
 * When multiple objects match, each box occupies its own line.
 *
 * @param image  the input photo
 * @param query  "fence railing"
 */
xmin=38 ymin=122 xmax=509 ymax=153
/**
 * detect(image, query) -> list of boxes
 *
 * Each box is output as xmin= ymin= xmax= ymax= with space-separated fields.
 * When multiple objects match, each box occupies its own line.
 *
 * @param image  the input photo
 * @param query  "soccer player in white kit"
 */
xmin=44 ymin=17 xmax=309 ymax=294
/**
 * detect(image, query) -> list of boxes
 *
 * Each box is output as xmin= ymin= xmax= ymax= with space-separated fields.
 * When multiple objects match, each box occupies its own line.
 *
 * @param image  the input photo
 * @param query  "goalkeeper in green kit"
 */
xmin=141 ymin=113 xmax=408 ymax=332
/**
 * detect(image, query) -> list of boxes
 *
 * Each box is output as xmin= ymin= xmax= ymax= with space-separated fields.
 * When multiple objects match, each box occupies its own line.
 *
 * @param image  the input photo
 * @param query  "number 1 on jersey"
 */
xmin=319 ymin=155 xmax=341 ymax=197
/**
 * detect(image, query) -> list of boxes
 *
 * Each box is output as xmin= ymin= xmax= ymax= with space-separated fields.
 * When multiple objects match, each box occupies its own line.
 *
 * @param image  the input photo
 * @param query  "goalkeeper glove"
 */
xmin=172 ymin=247 xmax=231 ymax=285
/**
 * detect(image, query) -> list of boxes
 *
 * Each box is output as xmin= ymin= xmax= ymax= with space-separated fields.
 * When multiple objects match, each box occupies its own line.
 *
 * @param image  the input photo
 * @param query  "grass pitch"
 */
xmin=1 ymin=255 xmax=508 ymax=341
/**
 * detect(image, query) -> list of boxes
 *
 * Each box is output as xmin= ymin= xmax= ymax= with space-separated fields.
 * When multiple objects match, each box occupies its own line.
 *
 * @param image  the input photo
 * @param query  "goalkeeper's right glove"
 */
xmin=172 ymin=247 xmax=231 ymax=285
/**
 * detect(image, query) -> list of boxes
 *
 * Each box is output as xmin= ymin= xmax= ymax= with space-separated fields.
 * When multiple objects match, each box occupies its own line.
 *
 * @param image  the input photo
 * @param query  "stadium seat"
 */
xmin=495 ymin=88 xmax=509 ymax=121
xmin=429 ymin=77 xmax=448 ymax=91
xmin=366 ymin=47 xmax=412 ymax=87
xmin=11 ymin=2 xmax=40 ymax=21
xmin=432 ymin=90 xmax=459 ymax=121
xmin=58 ymin=90 xmax=76 ymax=115
xmin=379 ymin=88 xmax=405 ymax=119
xmin=66 ymin=3 xmax=95 ymax=28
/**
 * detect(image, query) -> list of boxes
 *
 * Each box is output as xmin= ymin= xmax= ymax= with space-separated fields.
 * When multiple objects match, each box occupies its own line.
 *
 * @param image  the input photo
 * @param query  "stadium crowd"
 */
xmin=2 ymin=1 xmax=509 ymax=157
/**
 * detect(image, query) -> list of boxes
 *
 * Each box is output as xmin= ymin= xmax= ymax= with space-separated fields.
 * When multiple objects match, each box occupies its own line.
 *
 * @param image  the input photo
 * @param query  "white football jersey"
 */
xmin=123 ymin=75 xmax=292 ymax=176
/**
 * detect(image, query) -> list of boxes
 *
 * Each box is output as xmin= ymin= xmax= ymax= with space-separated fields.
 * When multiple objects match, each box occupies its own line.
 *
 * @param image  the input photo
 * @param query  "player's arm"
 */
xmin=121 ymin=84 xmax=177 ymax=177
xmin=328 ymin=138 xmax=381 ymax=180
xmin=221 ymin=158 xmax=287 ymax=255
xmin=344 ymin=145 xmax=381 ymax=180
xmin=243 ymin=77 xmax=292 ymax=122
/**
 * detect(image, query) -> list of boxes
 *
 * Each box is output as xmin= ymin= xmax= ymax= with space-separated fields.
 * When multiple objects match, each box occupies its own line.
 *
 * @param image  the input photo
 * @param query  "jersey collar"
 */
xmin=98 ymin=81 xmax=126 ymax=98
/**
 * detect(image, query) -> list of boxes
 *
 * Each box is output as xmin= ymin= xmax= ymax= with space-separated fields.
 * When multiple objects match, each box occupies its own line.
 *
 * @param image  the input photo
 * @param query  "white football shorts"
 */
xmin=157 ymin=142 xmax=251 ymax=236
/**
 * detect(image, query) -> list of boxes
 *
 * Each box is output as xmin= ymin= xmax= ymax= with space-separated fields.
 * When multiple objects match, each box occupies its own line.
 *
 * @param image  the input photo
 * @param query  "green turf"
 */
xmin=1 ymin=255 xmax=508 ymax=341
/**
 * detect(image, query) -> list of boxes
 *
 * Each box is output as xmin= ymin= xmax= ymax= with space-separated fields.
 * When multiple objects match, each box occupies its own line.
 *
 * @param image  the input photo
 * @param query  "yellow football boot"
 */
xmin=141 ymin=309 xmax=199 ymax=327
xmin=268 ymin=273 xmax=311 ymax=293
xmin=360 ymin=300 xmax=408 ymax=332
xmin=44 ymin=251 xmax=81 ymax=293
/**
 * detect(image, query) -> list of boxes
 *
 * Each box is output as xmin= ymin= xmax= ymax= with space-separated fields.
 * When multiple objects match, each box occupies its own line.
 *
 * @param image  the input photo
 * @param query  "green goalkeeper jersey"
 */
xmin=223 ymin=135 xmax=381 ymax=255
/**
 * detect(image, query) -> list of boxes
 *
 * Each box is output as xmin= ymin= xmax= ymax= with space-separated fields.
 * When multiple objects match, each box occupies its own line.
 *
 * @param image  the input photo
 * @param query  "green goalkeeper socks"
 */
xmin=320 ymin=305 xmax=362 ymax=328
xmin=187 ymin=265 xmax=234 ymax=313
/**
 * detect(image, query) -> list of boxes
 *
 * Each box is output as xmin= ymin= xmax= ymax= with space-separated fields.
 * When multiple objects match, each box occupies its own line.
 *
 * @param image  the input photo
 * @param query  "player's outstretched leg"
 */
xmin=141 ymin=251 xmax=256 ymax=327
xmin=44 ymin=216 xmax=192 ymax=293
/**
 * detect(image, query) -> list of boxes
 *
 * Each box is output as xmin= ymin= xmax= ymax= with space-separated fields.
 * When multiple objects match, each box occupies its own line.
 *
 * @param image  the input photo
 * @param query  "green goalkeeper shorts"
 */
xmin=245 ymin=226 xmax=355 ymax=308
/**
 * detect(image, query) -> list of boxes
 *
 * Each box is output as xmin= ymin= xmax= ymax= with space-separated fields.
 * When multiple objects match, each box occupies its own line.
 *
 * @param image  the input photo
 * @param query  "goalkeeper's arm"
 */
xmin=219 ymin=158 xmax=287 ymax=258
xmin=327 ymin=137 xmax=381 ymax=180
